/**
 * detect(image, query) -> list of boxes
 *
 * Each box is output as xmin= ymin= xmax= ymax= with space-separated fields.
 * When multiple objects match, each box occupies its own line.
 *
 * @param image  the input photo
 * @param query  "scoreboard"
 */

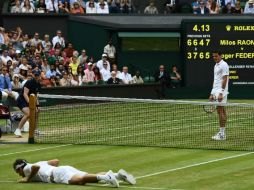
xmin=182 ymin=20 xmax=254 ymax=87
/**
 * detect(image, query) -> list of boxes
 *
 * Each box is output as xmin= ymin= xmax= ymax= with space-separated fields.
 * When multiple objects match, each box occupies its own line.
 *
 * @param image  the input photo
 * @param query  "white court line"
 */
xmin=0 ymin=181 xmax=182 ymax=190
xmin=120 ymin=186 xmax=183 ymax=190
xmin=136 ymin=151 xmax=254 ymax=179
xmin=0 ymin=181 xmax=16 ymax=183
xmin=0 ymin=144 xmax=72 ymax=157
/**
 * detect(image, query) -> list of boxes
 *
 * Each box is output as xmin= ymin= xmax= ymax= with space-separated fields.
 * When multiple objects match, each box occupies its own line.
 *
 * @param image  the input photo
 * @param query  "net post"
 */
xmin=28 ymin=94 xmax=36 ymax=144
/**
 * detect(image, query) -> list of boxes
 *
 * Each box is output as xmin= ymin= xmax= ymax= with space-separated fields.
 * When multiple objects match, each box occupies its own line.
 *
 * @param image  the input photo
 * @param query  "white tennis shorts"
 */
xmin=52 ymin=166 xmax=87 ymax=184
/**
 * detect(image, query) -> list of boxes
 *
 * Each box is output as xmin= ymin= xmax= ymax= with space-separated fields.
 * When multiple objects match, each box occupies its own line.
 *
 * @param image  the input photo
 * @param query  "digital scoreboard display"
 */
xmin=182 ymin=20 xmax=254 ymax=87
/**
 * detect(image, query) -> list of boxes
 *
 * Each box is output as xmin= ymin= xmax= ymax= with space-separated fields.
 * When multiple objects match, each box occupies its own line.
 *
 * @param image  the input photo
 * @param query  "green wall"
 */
xmin=67 ymin=21 xmax=110 ymax=61
xmin=67 ymin=20 xmax=182 ymax=77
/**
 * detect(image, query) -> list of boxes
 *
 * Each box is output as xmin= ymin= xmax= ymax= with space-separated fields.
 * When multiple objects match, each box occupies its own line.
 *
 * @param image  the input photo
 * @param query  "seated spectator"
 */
xmin=0 ymin=66 xmax=19 ymax=100
xmin=36 ymin=0 xmax=47 ymax=13
xmin=97 ymin=0 xmax=109 ymax=13
xmin=41 ymin=58 xmax=50 ymax=73
xmin=45 ymin=0 xmax=59 ymax=13
xmin=208 ymin=1 xmax=220 ymax=14
xmin=21 ymin=0 xmax=35 ymax=13
xmin=132 ymin=71 xmax=144 ymax=84
xmin=42 ymin=34 xmax=52 ymax=52
xmin=86 ymin=0 xmax=97 ymax=13
xmin=86 ymin=0 xmax=97 ymax=9
xmin=0 ymin=49 xmax=12 ymax=66
xmin=52 ymin=30 xmax=65 ymax=48
xmin=76 ymin=64 xmax=84 ymax=83
xmin=79 ymin=0 xmax=86 ymax=9
xmin=224 ymin=0 xmax=236 ymax=8
xmin=9 ymin=60 xmax=20 ymax=76
xmin=154 ymin=64 xmax=170 ymax=85
xmin=40 ymin=70 xmax=50 ymax=87
xmin=0 ymin=27 xmax=5 ymax=45
xmin=144 ymin=0 xmax=158 ymax=14
xmin=59 ymin=71 xmax=71 ymax=86
xmin=111 ymin=64 xmax=121 ymax=78
xmin=164 ymin=0 xmax=176 ymax=13
xmin=244 ymin=0 xmax=254 ymax=13
xmin=11 ymin=74 xmax=22 ymax=89
xmin=78 ymin=49 xmax=88 ymax=65
xmin=107 ymin=71 xmax=121 ymax=84
xmin=196 ymin=0 xmax=209 ymax=14
xmin=35 ymin=42 xmax=43 ymax=55
xmin=56 ymin=64 xmax=66 ymax=78
xmin=222 ymin=2 xmax=235 ymax=13
xmin=83 ymin=62 xmax=95 ymax=84
xmin=108 ymin=0 xmax=120 ymax=13
xmin=170 ymin=65 xmax=181 ymax=88
xmin=69 ymin=55 xmax=79 ymax=75
xmin=30 ymin=32 xmax=42 ymax=47
xmin=120 ymin=0 xmax=132 ymax=13
xmin=11 ymin=0 xmax=22 ymax=13
xmin=18 ymin=65 xmax=28 ymax=82
xmin=64 ymin=43 xmax=75 ymax=58
xmin=70 ymin=2 xmax=85 ymax=13
xmin=58 ymin=1 xmax=70 ymax=13
xmin=11 ymin=27 xmax=22 ymax=50
xmin=18 ymin=57 xmax=29 ymax=71
xmin=93 ymin=66 xmax=103 ymax=83
xmin=96 ymin=53 xmax=110 ymax=71
xmin=234 ymin=0 xmax=243 ymax=13
xmin=21 ymin=34 xmax=30 ymax=49
xmin=100 ymin=62 xmax=111 ymax=81
xmin=119 ymin=66 xmax=133 ymax=84
xmin=61 ymin=51 xmax=70 ymax=65
xmin=70 ymin=74 xmax=80 ymax=86
xmin=46 ymin=64 xmax=57 ymax=78
xmin=47 ymin=76 xmax=58 ymax=87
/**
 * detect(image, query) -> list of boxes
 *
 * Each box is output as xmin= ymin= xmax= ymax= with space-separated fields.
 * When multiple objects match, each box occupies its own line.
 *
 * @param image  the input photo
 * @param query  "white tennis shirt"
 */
xmin=23 ymin=161 xmax=56 ymax=183
xmin=211 ymin=59 xmax=229 ymax=96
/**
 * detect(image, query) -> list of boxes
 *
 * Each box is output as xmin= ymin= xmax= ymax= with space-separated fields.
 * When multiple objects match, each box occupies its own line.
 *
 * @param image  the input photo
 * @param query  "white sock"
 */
xmin=97 ymin=174 xmax=107 ymax=181
xmin=220 ymin=128 xmax=225 ymax=134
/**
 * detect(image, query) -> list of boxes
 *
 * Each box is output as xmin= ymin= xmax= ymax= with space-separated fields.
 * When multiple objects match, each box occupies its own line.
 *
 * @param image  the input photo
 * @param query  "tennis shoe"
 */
xmin=117 ymin=169 xmax=136 ymax=185
xmin=212 ymin=132 xmax=226 ymax=140
xmin=35 ymin=129 xmax=44 ymax=136
xmin=14 ymin=128 xmax=22 ymax=137
xmin=105 ymin=170 xmax=119 ymax=188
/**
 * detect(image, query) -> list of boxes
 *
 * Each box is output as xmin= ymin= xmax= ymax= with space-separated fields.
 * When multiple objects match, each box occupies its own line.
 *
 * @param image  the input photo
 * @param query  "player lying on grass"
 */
xmin=13 ymin=158 xmax=136 ymax=188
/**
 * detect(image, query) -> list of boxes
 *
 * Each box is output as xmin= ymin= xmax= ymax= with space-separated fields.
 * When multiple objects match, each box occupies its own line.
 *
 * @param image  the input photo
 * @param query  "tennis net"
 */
xmin=35 ymin=94 xmax=254 ymax=151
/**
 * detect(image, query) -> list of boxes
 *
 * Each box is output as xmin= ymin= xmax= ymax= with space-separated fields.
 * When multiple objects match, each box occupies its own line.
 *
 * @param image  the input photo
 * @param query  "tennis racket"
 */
xmin=203 ymin=99 xmax=217 ymax=114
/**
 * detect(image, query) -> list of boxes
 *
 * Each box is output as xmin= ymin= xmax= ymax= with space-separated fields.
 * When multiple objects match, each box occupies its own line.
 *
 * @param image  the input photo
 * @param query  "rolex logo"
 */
xmin=226 ymin=25 xmax=231 ymax=32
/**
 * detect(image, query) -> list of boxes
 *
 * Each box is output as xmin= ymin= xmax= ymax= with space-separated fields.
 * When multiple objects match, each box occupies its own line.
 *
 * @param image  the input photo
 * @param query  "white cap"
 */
xmin=20 ymin=65 xmax=28 ymax=71
xmin=102 ymin=53 xmax=107 ymax=57
xmin=15 ymin=50 xmax=21 ymax=54
xmin=88 ymin=62 xmax=93 ymax=66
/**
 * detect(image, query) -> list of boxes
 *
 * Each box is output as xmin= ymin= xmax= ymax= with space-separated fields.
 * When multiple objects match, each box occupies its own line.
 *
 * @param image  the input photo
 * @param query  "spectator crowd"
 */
xmin=0 ymin=26 xmax=148 ymax=98
xmin=7 ymin=0 xmax=253 ymax=14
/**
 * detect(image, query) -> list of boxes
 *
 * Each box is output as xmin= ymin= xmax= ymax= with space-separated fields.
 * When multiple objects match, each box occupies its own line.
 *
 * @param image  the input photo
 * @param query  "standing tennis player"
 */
xmin=210 ymin=51 xmax=229 ymax=140
xmin=13 ymin=158 xmax=136 ymax=187
xmin=14 ymin=70 xmax=41 ymax=137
